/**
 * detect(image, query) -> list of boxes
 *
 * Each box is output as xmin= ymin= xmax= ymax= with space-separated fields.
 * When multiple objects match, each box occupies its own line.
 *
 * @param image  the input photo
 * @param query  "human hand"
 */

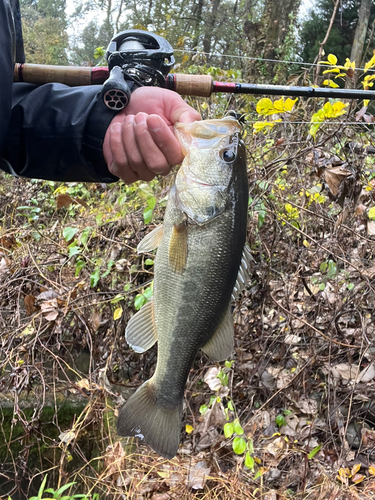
xmin=103 ymin=86 xmax=201 ymax=184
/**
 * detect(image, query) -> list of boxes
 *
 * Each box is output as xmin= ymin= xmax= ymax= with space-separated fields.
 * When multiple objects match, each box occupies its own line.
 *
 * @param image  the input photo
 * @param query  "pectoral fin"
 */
xmin=232 ymin=243 xmax=253 ymax=300
xmin=201 ymin=307 xmax=234 ymax=361
xmin=168 ymin=222 xmax=188 ymax=274
xmin=137 ymin=225 xmax=164 ymax=254
xmin=125 ymin=299 xmax=157 ymax=353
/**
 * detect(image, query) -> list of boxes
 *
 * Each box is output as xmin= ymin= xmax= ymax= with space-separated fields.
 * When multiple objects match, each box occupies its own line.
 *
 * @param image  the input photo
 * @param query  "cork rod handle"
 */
xmin=13 ymin=63 xmax=93 ymax=86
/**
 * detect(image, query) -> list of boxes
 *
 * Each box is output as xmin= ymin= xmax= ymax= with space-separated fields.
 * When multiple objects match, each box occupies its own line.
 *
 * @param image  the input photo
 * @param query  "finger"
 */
xmin=147 ymin=115 xmax=185 ymax=166
xmin=110 ymin=161 xmax=140 ymax=184
xmin=108 ymin=119 xmax=140 ymax=184
xmin=122 ymin=114 xmax=156 ymax=182
xmin=133 ymin=114 xmax=171 ymax=176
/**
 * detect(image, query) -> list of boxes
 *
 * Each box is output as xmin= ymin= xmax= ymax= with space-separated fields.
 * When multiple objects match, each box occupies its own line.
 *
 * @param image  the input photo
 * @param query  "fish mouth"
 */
xmin=175 ymin=117 xmax=241 ymax=155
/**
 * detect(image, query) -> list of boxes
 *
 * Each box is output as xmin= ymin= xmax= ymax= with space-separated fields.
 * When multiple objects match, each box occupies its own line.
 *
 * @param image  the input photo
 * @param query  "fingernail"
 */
xmin=148 ymin=115 xmax=161 ymax=133
xmin=109 ymin=161 xmax=118 ymax=174
xmin=111 ymin=122 xmax=122 ymax=133
xmin=135 ymin=113 xmax=147 ymax=127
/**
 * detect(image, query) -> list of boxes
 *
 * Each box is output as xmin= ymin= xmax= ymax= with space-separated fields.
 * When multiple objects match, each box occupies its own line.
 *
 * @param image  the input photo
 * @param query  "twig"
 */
xmin=314 ymin=0 xmax=341 ymax=85
xmin=270 ymin=292 xmax=361 ymax=348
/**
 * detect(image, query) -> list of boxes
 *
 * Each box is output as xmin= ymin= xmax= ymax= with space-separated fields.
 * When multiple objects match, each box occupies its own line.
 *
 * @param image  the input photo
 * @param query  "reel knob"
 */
xmin=101 ymin=66 xmax=131 ymax=110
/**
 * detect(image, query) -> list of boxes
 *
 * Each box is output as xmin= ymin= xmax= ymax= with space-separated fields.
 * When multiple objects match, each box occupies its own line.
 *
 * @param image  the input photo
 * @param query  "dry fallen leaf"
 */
xmin=324 ymin=166 xmax=352 ymax=196
xmin=330 ymin=363 xmax=359 ymax=381
xmin=0 ymin=234 xmax=16 ymax=250
xmin=24 ymin=294 xmax=37 ymax=316
xmin=352 ymin=473 xmax=365 ymax=484
xmin=37 ymin=290 xmax=60 ymax=301
xmin=104 ymin=441 xmax=126 ymax=477
xmin=40 ymin=299 xmax=59 ymax=321
xmin=204 ymin=367 xmax=223 ymax=392
xmin=187 ymin=460 xmax=210 ymax=490
xmin=59 ymin=430 xmax=76 ymax=445
xmin=0 ymin=257 xmax=11 ymax=280
xmin=56 ymin=193 xmax=74 ymax=209
xmin=358 ymin=363 xmax=375 ymax=383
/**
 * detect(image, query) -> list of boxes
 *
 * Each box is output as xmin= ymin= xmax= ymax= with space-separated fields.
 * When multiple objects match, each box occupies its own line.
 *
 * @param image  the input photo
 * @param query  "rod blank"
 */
xmin=13 ymin=63 xmax=375 ymax=100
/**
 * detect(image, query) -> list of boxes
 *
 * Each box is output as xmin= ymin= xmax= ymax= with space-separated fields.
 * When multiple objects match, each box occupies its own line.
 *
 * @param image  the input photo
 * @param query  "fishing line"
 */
xmin=247 ymin=122 xmax=374 ymax=125
xmin=174 ymin=49 xmax=374 ymax=72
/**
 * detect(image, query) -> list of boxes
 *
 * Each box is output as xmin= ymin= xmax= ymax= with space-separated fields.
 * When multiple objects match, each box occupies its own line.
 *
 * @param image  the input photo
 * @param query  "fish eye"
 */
xmin=221 ymin=149 xmax=236 ymax=163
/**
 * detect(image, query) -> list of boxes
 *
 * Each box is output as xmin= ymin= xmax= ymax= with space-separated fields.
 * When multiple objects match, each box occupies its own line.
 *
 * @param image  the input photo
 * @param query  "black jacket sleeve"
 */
xmin=2 ymin=82 xmax=119 ymax=183
xmin=0 ymin=0 xmax=118 ymax=183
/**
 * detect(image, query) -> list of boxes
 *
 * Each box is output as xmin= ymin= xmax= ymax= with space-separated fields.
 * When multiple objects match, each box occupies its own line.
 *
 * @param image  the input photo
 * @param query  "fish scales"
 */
xmin=117 ymin=116 xmax=249 ymax=458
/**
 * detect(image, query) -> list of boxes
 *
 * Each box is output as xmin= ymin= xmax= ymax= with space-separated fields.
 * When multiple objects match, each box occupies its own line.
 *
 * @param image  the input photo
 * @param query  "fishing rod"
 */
xmin=13 ymin=29 xmax=375 ymax=111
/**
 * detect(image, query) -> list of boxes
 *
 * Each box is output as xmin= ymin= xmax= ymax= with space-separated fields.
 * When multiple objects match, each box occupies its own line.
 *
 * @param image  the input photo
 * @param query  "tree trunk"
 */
xmin=202 ymin=0 xmax=220 ymax=56
xmin=349 ymin=0 xmax=372 ymax=86
xmin=244 ymin=0 xmax=301 ymax=82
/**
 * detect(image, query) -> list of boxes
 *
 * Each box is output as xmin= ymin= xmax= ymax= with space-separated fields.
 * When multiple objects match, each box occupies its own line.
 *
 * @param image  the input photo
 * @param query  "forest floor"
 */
xmin=1 ymin=96 xmax=375 ymax=500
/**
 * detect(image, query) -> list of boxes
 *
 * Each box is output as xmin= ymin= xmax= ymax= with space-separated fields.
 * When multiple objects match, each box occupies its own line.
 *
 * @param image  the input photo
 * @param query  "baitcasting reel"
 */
xmin=101 ymin=30 xmax=175 ymax=110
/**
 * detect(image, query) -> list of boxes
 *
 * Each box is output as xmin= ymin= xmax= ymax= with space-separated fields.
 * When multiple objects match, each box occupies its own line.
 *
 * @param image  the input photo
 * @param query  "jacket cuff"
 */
xmin=84 ymin=89 xmax=119 ymax=183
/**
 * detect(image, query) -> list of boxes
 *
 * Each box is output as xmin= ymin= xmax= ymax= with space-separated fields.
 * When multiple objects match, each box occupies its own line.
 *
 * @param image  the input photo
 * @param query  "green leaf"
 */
xmin=134 ymin=294 xmax=146 ymax=310
xmin=33 ymin=474 xmax=48 ymax=500
xmin=254 ymin=469 xmax=263 ymax=480
xmin=326 ymin=260 xmax=337 ymax=280
xmin=368 ymin=206 xmax=375 ymax=220
xmin=143 ymin=286 xmax=153 ymax=300
xmin=224 ymin=422 xmax=234 ymax=438
xmin=308 ymin=443 xmax=322 ymax=459
xmin=245 ymin=452 xmax=255 ymax=470
xmin=217 ymin=370 xmax=229 ymax=387
xmin=199 ymin=404 xmax=208 ymax=415
xmin=110 ymin=294 xmax=124 ymax=304
xmin=54 ymin=482 xmax=77 ymax=496
xmin=233 ymin=419 xmax=244 ymax=435
xmin=227 ymin=400 xmax=234 ymax=411
xmin=347 ymin=283 xmax=354 ymax=291
xmin=143 ymin=207 xmax=154 ymax=224
xmin=319 ymin=282 xmax=326 ymax=291
xmin=90 ymin=267 xmax=100 ymax=288
xmin=63 ymin=227 xmax=78 ymax=242
xmin=147 ymin=196 xmax=157 ymax=210
xmin=275 ymin=415 xmax=286 ymax=427
xmin=101 ymin=260 xmax=114 ymax=278
xmin=233 ymin=437 xmax=247 ymax=455
xmin=145 ymin=259 xmax=154 ymax=266
xmin=80 ymin=227 xmax=92 ymax=248
xmin=75 ymin=259 xmax=86 ymax=276
xmin=68 ymin=243 xmax=81 ymax=258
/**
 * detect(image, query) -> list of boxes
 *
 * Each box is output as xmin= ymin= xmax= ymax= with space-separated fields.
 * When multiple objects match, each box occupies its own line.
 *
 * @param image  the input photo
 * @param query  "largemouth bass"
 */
xmin=117 ymin=116 xmax=249 ymax=458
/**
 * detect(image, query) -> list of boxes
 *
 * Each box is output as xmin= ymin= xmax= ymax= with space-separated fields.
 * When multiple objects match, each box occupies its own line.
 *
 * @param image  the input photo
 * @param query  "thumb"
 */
xmin=175 ymin=107 xmax=201 ymax=124
xmin=168 ymin=93 xmax=201 ymax=124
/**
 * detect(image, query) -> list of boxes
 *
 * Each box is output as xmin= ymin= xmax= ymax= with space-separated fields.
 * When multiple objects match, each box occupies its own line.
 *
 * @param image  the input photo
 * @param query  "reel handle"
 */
xmin=101 ymin=66 xmax=132 ymax=110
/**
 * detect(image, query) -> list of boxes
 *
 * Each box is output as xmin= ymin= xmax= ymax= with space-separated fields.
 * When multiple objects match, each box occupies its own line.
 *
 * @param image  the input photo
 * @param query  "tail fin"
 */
xmin=117 ymin=380 xmax=182 ymax=459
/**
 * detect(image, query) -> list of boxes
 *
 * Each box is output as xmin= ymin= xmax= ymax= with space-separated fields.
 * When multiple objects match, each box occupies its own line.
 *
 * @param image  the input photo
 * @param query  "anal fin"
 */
xmin=232 ymin=243 xmax=253 ymax=301
xmin=201 ymin=307 xmax=234 ymax=361
xmin=137 ymin=225 xmax=164 ymax=254
xmin=125 ymin=299 xmax=157 ymax=353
